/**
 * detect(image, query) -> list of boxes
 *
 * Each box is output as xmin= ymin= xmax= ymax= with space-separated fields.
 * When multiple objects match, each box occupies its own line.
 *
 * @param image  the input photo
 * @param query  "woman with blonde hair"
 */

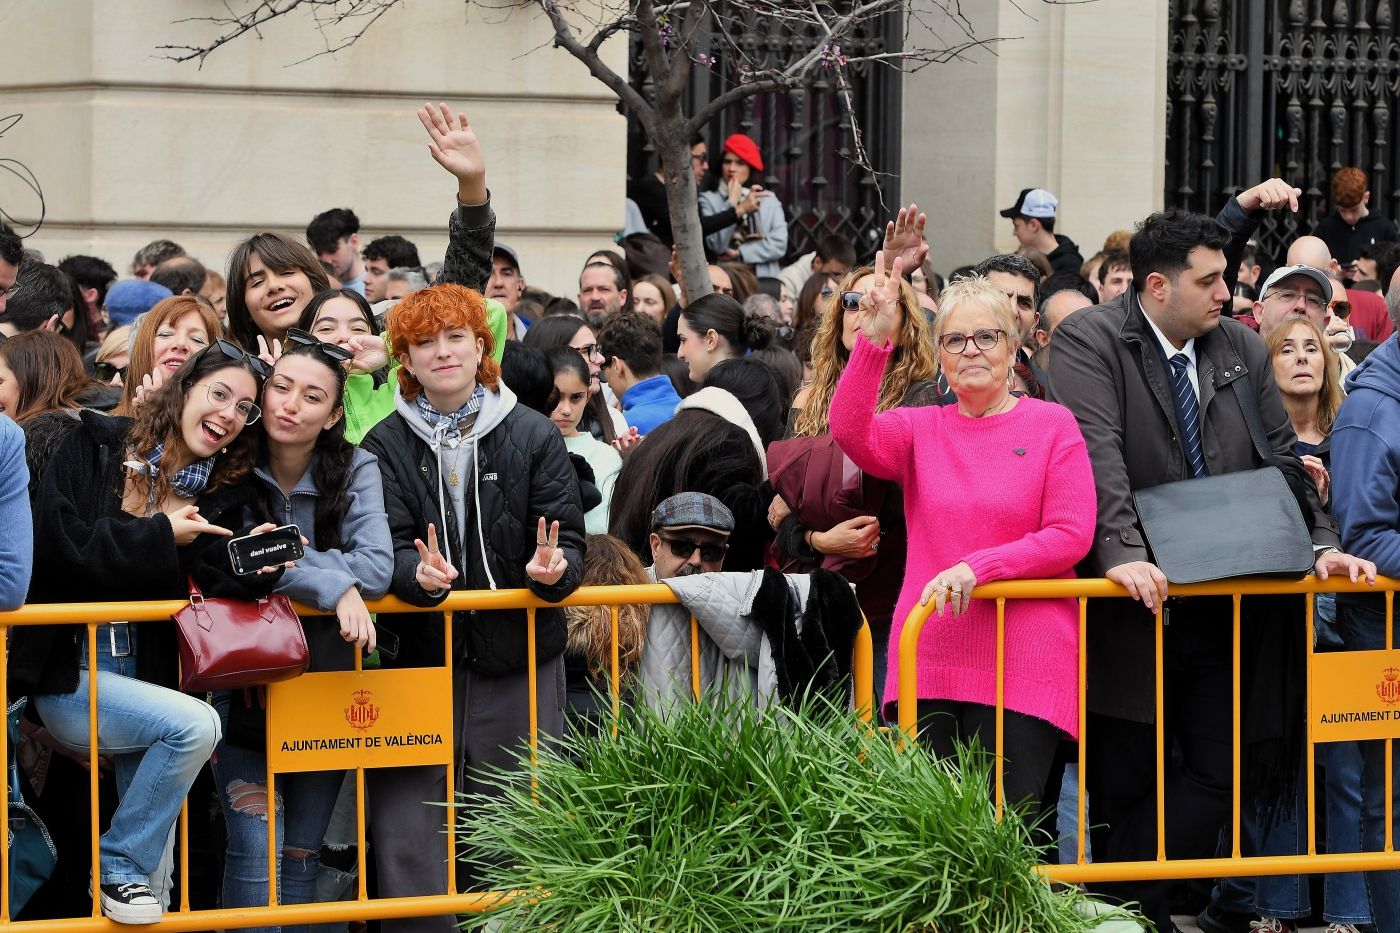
xmin=768 ymin=264 xmax=940 ymax=714
xmin=115 ymin=295 xmax=224 ymax=414
xmin=564 ymin=534 xmax=651 ymax=737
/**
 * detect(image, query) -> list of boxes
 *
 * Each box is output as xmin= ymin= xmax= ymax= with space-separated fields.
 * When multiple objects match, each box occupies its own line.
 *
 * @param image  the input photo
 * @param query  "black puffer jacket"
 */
xmin=361 ymin=383 xmax=585 ymax=675
xmin=11 ymin=410 xmax=280 ymax=698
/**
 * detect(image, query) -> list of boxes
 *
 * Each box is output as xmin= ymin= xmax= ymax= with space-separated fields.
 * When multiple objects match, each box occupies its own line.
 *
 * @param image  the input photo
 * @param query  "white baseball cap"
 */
xmin=1000 ymin=188 xmax=1058 ymax=220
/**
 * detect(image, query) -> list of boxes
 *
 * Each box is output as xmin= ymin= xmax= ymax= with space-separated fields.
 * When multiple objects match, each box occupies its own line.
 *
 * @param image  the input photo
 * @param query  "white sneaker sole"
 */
xmin=99 ymin=892 xmax=161 ymax=925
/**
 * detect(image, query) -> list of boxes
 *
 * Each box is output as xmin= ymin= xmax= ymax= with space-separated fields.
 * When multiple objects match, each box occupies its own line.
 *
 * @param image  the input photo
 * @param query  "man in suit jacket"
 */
xmin=1050 ymin=207 xmax=1374 ymax=933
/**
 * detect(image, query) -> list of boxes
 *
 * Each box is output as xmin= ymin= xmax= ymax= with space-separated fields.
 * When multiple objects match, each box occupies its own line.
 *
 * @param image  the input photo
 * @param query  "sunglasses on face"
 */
xmin=94 ymin=361 xmax=127 ymax=383
xmin=285 ymin=327 xmax=354 ymax=363
xmin=840 ymin=291 xmax=867 ymax=313
xmin=660 ymin=533 xmax=728 ymax=563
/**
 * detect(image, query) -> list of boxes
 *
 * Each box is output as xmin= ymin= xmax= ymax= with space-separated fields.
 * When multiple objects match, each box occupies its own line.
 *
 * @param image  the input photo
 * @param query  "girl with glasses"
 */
xmin=522 ymin=313 xmax=627 ymax=442
xmin=14 ymin=343 xmax=284 ymax=924
xmin=211 ymin=336 xmax=392 ymax=930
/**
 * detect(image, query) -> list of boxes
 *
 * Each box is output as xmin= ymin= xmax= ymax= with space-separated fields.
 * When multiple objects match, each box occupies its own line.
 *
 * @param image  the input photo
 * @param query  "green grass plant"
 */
xmin=461 ymin=697 xmax=1139 ymax=932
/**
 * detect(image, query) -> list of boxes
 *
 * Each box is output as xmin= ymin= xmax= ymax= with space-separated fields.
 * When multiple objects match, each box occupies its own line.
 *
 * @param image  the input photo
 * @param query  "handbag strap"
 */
xmin=1220 ymin=326 xmax=1275 ymax=467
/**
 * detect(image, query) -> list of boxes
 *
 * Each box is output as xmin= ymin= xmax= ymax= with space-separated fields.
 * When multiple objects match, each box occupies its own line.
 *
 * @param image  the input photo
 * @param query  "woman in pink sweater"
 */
xmin=830 ymin=259 xmax=1096 ymax=808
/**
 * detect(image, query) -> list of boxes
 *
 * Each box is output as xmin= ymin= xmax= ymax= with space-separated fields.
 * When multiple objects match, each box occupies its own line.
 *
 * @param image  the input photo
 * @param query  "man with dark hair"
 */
xmin=58 ymin=254 xmax=118 ymax=337
xmin=1235 ymin=241 xmax=1265 ymax=306
xmin=306 ymin=207 xmax=365 ymax=295
xmin=597 ymin=311 xmax=681 ymax=434
xmin=1313 ymin=166 xmax=1399 ymax=270
xmin=1096 ymin=249 xmax=1133 ymax=302
xmin=778 ymin=233 xmax=858 ymax=301
xmin=362 ymin=235 xmax=421 ymax=303
xmin=130 ymin=239 xmax=185 ymax=279
xmin=150 ymin=256 xmax=208 ymax=298
xmin=973 ymin=253 xmax=1040 ymax=347
xmin=0 ymin=262 xmax=74 ymax=337
xmin=1051 ymin=207 xmax=1369 ymax=933
xmin=1000 ymin=187 xmax=1084 ymax=275
xmin=578 ymin=261 xmax=629 ymax=326
xmin=0 ymin=228 xmax=23 ymax=317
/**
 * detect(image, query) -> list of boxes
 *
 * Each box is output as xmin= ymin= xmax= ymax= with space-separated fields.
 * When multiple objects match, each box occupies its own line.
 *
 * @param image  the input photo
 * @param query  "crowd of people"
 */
xmin=3 ymin=100 xmax=1400 ymax=933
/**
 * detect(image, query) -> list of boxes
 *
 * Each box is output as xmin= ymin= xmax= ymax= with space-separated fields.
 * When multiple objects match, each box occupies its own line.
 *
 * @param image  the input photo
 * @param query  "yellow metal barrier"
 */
xmin=895 ymin=575 xmax=1400 ymax=884
xmin=0 ymin=584 xmax=873 ymax=930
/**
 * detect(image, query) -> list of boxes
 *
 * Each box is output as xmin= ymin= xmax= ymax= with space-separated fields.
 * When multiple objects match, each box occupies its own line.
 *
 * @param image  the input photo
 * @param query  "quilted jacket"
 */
xmin=362 ymin=381 xmax=585 ymax=676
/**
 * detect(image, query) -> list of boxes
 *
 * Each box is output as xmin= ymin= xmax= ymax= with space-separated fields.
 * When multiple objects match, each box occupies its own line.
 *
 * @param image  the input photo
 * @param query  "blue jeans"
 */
xmin=31 ymin=624 xmax=220 ymax=887
xmin=1338 ymin=601 xmax=1400 ymax=930
xmin=211 ymin=694 xmax=344 ymax=933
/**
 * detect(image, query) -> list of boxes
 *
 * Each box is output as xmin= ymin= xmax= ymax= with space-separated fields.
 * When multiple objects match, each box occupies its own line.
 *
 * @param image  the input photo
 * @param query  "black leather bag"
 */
xmin=1132 ymin=375 xmax=1315 ymax=584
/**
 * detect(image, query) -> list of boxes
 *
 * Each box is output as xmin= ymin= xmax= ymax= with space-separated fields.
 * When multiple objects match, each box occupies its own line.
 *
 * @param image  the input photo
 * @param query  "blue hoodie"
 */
xmin=1332 ymin=335 xmax=1400 ymax=603
xmin=621 ymin=374 xmax=682 ymax=435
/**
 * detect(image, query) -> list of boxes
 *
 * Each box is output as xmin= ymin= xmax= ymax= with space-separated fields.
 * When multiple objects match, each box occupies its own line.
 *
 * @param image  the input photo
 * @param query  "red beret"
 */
xmin=722 ymin=133 xmax=764 ymax=173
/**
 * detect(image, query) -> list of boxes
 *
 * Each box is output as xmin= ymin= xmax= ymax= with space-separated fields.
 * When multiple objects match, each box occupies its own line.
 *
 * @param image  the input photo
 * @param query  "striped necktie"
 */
xmin=1169 ymin=352 xmax=1208 ymax=478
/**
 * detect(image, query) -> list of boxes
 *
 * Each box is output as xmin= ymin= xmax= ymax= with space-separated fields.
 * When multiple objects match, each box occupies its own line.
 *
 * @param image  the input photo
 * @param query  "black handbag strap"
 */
xmin=1230 ymin=375 xmax=1275 ymax=466
xmin=1220 ymin=325 xmax=1275 ymax=467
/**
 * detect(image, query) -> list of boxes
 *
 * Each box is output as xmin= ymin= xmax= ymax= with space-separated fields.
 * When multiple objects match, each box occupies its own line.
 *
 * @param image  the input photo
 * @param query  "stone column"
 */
xmin=901 ymin=0 xmax=1169 ymax=276
xmin=0 ymin=0 xmax=628 ymax=298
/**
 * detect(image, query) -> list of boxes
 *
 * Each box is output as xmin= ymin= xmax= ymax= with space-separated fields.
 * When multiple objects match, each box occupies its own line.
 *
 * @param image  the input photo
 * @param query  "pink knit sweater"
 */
xmin=829 ymin=335 xmax=1096 ymax=737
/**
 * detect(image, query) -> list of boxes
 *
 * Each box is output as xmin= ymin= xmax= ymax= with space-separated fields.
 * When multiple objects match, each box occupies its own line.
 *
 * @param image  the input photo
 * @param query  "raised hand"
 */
xmin=418 ymin=102 xmax=487 ymax=205
xmin=345 ymin=333 xmax=389 ymax=375
xmin=255 ymin=335 xmax=283 ymax=368
xmin=1237 ymin=178 xmax=1302 ymax=213
xmin=413 ymin=523 xmax=459 ymax=594
xmin=881 ymin=203 xmax=929 ymax=275
xmin=857 ymin=251 xmax=903 ymax=346
xmin=611 ymin=425 xmax=643 ymax=457
xmin=132 ymin=366 xmax=168 ymax=408
xmin=525 ymin=517 xmax=567 ymax=586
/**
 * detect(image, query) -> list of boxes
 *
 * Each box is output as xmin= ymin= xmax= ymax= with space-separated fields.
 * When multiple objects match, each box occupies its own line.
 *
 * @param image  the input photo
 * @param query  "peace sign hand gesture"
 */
xmin=858 ymin=250 xmax=903 ymax=347
xmin=525 ymin=517 xmax=567 ymax=586
xmin=413 ymin=523 xmax=459 ymax=595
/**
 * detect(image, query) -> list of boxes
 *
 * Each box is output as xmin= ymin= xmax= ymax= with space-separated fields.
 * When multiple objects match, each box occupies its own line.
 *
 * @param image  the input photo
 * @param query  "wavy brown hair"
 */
xmin=124 ymin=346 xmax=266 ymax=507
xmin=0 ymin=331 xmax=93 ymax=422
xmin=793 ymin=265 xmax=939 ymax=437
xmin=1265 ymin=316 xmax=1344 ymax=437
xmin=565 ymin=534 xmax=652 ymax=681
xmin=117 ymin=295 xmax=223 ymax=415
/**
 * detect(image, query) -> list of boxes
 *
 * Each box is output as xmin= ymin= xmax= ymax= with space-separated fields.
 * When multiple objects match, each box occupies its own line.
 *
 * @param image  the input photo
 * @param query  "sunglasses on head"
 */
xmin=285 ymin=327 xmax=354 ymax=363
xmin=659 ymin=533 xmax=728 ymax=563
xmin=203 ymin=337 xmax=273 ymax=379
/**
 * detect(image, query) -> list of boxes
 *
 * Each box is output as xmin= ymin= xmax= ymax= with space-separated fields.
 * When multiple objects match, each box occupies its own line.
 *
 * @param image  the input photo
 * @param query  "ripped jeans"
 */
xmin=210 ymin=694 xmax=343 ymax=933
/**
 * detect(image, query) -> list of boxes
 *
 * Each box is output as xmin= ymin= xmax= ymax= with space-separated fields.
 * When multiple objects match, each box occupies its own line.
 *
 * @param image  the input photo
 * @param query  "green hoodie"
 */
xmin=341 ymin=298 xmax=509 ymax=445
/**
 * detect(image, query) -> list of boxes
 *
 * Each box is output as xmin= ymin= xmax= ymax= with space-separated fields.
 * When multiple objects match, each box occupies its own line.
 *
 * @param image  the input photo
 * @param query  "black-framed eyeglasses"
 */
xmin=285 ymin=327 xmax=354 ymax=363
xmin=660 ymin=534 xmax=728 ymax=563
xmin=573 ymin=342 xmax=603 ymax=361
xmin=94 ymin=361 xmax=127 ymax=383
xmin=939 ymin=329 xmax=1007 ymax=354
xmin=205 ymin=337 xmax=273 ymax=379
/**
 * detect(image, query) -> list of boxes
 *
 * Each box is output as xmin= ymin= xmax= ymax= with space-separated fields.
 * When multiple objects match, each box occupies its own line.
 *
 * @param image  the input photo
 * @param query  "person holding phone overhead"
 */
xmin=361 ymin=282 xmax=584 ymax=930
xmin=12 ymin=341 xmax=284 ymax=925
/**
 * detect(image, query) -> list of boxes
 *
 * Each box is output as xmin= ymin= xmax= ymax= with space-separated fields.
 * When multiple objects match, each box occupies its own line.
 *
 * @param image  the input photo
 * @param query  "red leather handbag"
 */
xmin=171 ymin=577 xmax=309 ymax=693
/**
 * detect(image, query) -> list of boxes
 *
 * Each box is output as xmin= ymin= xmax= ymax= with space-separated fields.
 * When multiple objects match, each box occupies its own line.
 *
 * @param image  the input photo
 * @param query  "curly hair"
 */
xmin=386 ymin=283 xmax=500 ymax=398
xmin=117 ymin=295 xmax=224 ymax=415
xmin=565 ymin=534 xmax=652 ymax=682
xmin=794 ymin=266 xmax=939 ymax=437
xmin=263 ymin=343 xmax=354 ymax=551
xmin=125 ymin=345 xmax=266 ymax=507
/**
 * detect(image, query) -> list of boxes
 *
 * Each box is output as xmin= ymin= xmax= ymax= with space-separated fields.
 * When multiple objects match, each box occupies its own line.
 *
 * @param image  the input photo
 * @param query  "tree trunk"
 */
xmin=656 ymin=121 xmax=713 ymax=306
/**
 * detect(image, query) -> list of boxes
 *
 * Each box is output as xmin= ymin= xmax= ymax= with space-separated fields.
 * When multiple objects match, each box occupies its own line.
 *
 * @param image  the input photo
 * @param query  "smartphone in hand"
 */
xmin=228 ymin=524 xmax=305 ymax=575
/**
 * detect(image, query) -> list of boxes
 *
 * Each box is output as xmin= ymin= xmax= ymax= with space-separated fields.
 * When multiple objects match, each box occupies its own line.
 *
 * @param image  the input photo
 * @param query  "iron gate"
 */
xmin=626 ymin=4 xmax=904 ymax=264
xmin=1168 ymin=0 xmax=1400 ymax=263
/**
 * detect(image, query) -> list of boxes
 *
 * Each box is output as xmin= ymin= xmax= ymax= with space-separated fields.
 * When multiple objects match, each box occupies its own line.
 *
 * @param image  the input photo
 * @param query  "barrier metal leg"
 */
xmin=1231 ymin=593 xmax=1241 ymax=859
xmin=994 ymin=598 xmax=1005 ymax=822
xmin=1077 ymin=597 xmax=1087 ymax=865
xmin=89 ymin=623 xmax=100 ymax=919
xmin=1154 ymin=605 xmax=1166 ymax=863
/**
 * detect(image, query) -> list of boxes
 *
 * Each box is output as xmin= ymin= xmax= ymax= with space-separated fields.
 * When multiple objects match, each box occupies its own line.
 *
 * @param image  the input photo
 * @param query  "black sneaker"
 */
xmin=1196 ymin=905 xmax=1259 ymax=933
xmin=98 ymin=882 xmax=162 ymax=924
